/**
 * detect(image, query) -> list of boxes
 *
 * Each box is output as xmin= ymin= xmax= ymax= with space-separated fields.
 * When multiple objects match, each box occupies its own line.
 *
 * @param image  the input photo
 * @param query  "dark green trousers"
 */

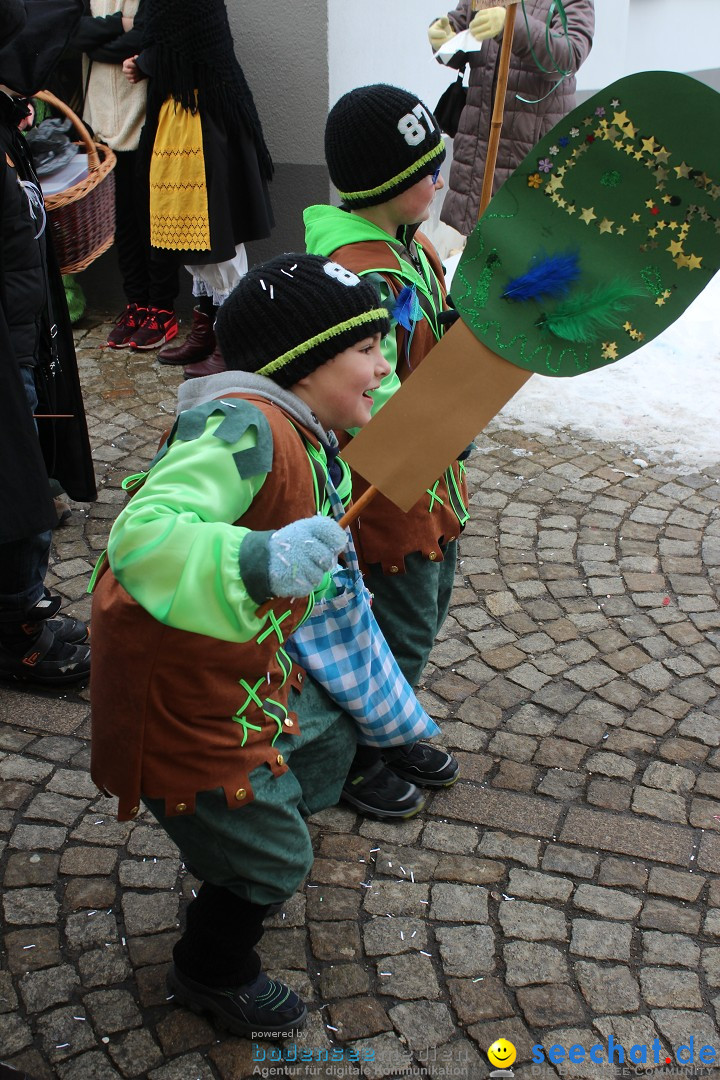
xmin=143 ymin=677 xmax=356 ymax=906
xmin=364 ymin=540 xmax=458 ymax=688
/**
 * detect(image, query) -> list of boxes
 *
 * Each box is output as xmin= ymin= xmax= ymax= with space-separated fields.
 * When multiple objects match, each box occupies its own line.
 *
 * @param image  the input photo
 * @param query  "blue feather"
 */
xmin=503 ymin=251 xmax=581 ymax=302
xmin=392 ymin=284 xmax=423 ymax=330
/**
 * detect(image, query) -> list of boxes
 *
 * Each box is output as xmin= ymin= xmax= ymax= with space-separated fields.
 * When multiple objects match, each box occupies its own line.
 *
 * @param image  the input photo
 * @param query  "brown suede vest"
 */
xmin=90 ymin=397 xmax=325 ymax=821
xmin=330 ymin=234 xmax=469 ymax=574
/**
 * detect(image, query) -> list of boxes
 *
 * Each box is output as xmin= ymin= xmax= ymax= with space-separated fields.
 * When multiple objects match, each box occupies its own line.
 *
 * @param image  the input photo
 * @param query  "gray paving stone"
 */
xmin=375 ymin=952 xmax=441 ymax=1000
xmin=388 ymin=1001 xmax=456 ymax=1053
xmin=640 ymin=968 xmax=704 ymax=1009
xmin=643 ymin=931 xmax=700 ymax=967
xmin=428 ymin=883 xmax=488 ymax=922
xmin=560 ymin=807 xmax=694 ymax=865
xmin=3 ymin=887 xmax=60 ymax=926
xmin=651 ymin=1009 xmax=719 ymax=1052
xmin=19 ymin=964 xmax=80 ymax=1013
xmin=640 ymin=899 xmax=702 ymax=935
xmin=497 ymin=900 xmax=568 ymax=942
xmin=434 ymin=925 xmax=495 ymax=976
xmin=573 ymin=884 xmax=642 ymax=920
xmin=478 ymin=831 xmax=542 ymax=867
xmin=647 ymin=867 xmax=705 ymax=901
xmin=507 ymin=869 xmax=574 ymax=903
xmin=575 ymin=962 xmax=640 ymax=1014
xmin=503 ymin=941 xmax=569 ymax=987
xmin=542 ymin=846 xmax=598 ymax=879
xmin=570 ymin=919 xmax=632 ymax=961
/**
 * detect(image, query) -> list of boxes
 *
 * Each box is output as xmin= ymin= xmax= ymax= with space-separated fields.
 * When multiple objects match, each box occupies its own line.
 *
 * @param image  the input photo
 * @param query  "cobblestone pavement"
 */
xmin=2 ymin=319 xmax=720 ymax=1080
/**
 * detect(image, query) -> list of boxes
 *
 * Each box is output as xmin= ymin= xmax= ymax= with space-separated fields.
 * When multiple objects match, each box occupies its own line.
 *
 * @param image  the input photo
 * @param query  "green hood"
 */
xmin=304 ymin=204 xmax=436 ymax=294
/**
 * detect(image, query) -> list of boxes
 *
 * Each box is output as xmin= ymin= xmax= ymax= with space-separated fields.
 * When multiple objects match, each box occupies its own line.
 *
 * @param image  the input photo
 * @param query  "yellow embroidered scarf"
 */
xmin=149 ymin=97 xmax=210 ymax=250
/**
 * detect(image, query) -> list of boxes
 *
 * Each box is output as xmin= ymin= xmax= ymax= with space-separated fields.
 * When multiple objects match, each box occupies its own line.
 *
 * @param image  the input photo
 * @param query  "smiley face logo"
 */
xmin=487 ymin=1038 xmax=517 ymax=1070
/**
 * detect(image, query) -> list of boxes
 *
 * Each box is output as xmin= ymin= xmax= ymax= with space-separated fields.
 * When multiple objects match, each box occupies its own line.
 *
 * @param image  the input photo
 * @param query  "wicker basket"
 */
xmin=35 ymin=90 xmax=117 ymax=275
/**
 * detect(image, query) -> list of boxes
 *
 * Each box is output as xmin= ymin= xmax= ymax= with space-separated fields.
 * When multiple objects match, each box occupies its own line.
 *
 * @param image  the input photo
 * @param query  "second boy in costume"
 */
xmin=305 ymin=84 xmax=468 ymax=818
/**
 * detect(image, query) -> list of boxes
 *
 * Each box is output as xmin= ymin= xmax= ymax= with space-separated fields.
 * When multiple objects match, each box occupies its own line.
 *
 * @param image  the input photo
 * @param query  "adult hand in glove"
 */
xmin=468 ymin=5 xmax=506 ymax=41
xmin=428 ymin=16 xmax=455 ymax=50
xmin=267 ymin=516 xmax=347 ymax=598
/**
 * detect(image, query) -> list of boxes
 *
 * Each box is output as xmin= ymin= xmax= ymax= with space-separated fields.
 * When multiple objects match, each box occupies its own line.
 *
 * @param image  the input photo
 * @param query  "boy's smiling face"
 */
xmin=292 ymin=334 xmax=390 ymax=431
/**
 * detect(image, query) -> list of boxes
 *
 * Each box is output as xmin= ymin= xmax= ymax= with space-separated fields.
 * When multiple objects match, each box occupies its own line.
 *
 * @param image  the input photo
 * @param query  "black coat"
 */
xmin=0 ymin=93 xmax=96 ymax=523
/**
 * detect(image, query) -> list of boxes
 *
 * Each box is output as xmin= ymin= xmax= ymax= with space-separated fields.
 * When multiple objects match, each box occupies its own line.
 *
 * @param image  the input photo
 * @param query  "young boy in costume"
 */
xmin=305 ymin=84 xmax=467 ymax=818
xmin=90 ymin=254 xmax=390 ymax=1036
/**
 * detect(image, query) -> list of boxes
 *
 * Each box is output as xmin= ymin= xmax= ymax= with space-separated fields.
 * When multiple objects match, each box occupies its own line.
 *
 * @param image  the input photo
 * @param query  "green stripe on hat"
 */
xmin=337 ymin=142 xmax=446 ymax=204
xmin=256 ymin=307 xmax=390 ymax=377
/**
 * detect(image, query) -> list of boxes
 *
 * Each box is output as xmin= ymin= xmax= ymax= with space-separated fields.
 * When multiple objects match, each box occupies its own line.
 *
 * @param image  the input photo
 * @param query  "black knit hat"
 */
xmin=325 ymin=84 xmax=446 ymax=209
xmin=215 ymin=254 xmax=390 ymax=389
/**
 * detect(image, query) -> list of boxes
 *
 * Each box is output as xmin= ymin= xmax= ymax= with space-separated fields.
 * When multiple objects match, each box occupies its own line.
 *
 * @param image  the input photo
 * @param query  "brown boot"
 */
xmin=183 ymin=344 xmax=227 ymax=379
xmin=158 ymin=307 xmax=215 ymax=365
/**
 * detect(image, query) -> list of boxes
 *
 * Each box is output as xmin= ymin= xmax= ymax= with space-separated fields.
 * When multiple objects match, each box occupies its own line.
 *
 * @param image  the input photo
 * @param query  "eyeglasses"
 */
xmin=431 ymin=166 xmax=441 ymax=185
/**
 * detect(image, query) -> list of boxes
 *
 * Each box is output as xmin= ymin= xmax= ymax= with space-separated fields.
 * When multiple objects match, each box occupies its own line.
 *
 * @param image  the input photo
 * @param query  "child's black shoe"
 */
xmin=341 ymin=759 xmax=425 ymax=819
xmin=385 ymin=743 xmax=459 ymax=788
xmin=167 ymin=965 xmax=307 ymax=1038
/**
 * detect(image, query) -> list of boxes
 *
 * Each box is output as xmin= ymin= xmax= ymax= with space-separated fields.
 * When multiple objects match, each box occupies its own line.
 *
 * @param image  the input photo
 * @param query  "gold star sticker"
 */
xmin=645 ymin=199 xmax=656 ymax=209
xmin=616 ymin=225 xmax=626 ymax=235
xmin=648 ymin=228 xmax=658 ymax=238
xmin=550 ymin=192 xmax=563 ymax=205
xmin=566 ymin=203 xmax=577 ymax=215
xmin=601 ymin=342 xmax=619 ymax=360
xmin=556 ymin=197 xmax=567 ymax=208
xmin=710 ymin=185 xmax=720 ymax=199
xmin=655 ymin=295 xmax=667 ymax=306
xmin=657 ymin=220 xmax=668 ymax=231
xmin=674 ymin=254 xmax=691 ymax=269
xmin=631 ymin=213 xmax=641 ymax=223
xmin=624 ymin=121 xmax=637 ymax=139
xmin=598 ymin=218 xmax=614 ymax=234
xmin=641 ymin=136 xmax=657 ymax=154
xmin=661 ymin=195 xmax=672 ymax=204
xmin=655 ymin=168 xmax=669 ymax=182
xmin=667 ymin=239 xmax=684 ymax=256
xmin=580 ymin=207 xmax=597 ymax=225
xmin=686 ymin=254 xmax=703 ymax=270
xmin=623 ymin=143 xmax=635 ymax=156
xmin=623 ymin=321 xmax=633 ymax=331
xmin=655 ymin=148 xmax=671 ymax=164
xmin=633 ymin=151 xmax=644 ymax=161
xmin=583 ymin=116 xmax=593 ymax=127
xmin=662 ymin=289 xmax=672 ymax=300
xmin=674 ymin=161 xmax=691 ymax=178
xmin=604 ymin=126 xmax=620 ymax=142
xmin=613 ymin=110 xmax=629 ymax=128
xmin=668 ymin=220 xmax=679 ymax=230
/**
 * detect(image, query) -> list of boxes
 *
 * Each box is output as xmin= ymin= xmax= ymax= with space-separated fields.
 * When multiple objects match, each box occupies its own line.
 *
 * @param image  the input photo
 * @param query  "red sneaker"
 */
xmin=106 ymin=303 xmax=148 ymax=348
xmin=129 ymin=307 xmax=179 ymax=350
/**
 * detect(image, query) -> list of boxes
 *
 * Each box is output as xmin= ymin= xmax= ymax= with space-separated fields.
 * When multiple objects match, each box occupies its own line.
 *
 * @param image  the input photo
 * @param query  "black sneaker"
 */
xmin=385 ymin=743 xmax=459 ymax=788
xmin=23 ymin=590 xmax=88 ymax=645
xmin=167 ymin=965 xmax=307 ymax=1038
xmin=0 ymin=624 xmax=90 ymax=686
xmin=341 ymin=759 xmax=425 ymax=819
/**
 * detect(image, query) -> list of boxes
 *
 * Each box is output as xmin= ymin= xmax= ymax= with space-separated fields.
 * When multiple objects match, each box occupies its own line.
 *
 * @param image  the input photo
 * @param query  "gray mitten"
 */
xmin=268 ymin=516 xmax=347 ymax=597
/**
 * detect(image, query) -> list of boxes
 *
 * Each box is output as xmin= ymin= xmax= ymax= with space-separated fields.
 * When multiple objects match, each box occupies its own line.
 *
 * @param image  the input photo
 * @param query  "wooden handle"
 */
xmin=34 ymin=89 xmax=101 ymax=172
xmin=477 ymin=1 xmax=517 ymax=218
xmin=338 ymin=484 xmax=378 ymax=528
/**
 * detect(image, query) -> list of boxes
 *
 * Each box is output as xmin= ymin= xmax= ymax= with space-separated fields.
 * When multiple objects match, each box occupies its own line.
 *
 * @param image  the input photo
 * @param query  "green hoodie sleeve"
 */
xmin=108 ymin=411 xmax=272 ymax=643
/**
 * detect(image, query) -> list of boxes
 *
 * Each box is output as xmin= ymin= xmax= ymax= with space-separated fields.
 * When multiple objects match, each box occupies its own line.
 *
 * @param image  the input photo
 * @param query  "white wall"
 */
xmin=328 ymin=0 xmax=720 ymax=114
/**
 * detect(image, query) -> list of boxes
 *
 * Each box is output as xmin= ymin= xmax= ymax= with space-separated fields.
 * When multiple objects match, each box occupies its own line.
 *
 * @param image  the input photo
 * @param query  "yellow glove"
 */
xmin=468 ymin=5 xmax=506 ymax=41
xmin=428 ymin=16 xmax=455 ymax=50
